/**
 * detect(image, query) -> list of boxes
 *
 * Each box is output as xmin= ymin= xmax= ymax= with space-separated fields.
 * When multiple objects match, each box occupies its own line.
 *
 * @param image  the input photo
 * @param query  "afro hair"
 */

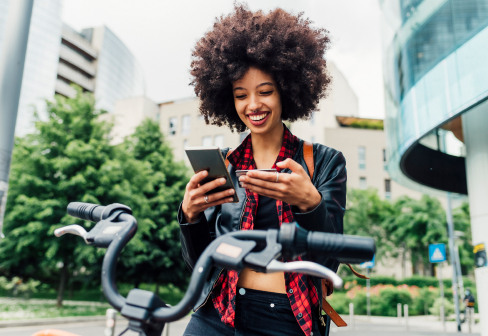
xmin=190 ymin=3 xmax=332 ymax=132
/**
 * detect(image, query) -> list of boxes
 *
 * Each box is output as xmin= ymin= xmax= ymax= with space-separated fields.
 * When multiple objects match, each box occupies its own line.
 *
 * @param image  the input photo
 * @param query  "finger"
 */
xmin=199 ymin=177 xmax=228 ymax=195
xmin=243 ymin=183 xmax=281 ymax=199
xmin=203 ymin=196 xmax=235 ymax=209
xmin=276 ymin=158 xmax=306 ymax=175
xmin=245 ymin=170 xmax=280 ymax=182
xmin=200 ymin=188 xmax=235 ymax=204
xmin=188 ymin=170 xmax=209 ymax=190
xmin=241 ymin=175 xmax=284 ymax=191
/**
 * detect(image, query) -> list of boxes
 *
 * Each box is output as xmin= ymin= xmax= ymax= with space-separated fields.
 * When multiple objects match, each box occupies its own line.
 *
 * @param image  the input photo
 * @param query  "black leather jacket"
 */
xmin=178 ymin=139 xmax=347 ymax=329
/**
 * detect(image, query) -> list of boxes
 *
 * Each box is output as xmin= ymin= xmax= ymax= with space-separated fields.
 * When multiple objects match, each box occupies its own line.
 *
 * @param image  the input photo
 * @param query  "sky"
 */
xmin=61 ymin=0 xmax=385 ymax=119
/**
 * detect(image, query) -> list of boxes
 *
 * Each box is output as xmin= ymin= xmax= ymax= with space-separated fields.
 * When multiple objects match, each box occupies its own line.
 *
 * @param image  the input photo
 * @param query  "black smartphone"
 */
xmin=185 ymin=146 xmax=239 ymax=203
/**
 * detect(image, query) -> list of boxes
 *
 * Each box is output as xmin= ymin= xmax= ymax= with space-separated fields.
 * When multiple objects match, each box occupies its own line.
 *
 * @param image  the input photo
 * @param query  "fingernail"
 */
xmin=239 ymin=176 xmax=245 ymax=181
xmin=220 ymin=178 xmax=226 ymax=183
xmin=202 ymin=170 xmax=208 ymax=176
xmin=228 ymin=198 xmax=233 ymax=202
xmin=241 ymin=183 xmax=246 ymax=187
xmin=228 ymin=189 xmax=235 ymax=195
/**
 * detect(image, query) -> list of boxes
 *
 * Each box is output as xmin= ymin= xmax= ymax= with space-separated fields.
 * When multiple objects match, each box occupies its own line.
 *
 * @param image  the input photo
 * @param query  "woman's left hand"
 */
xmin=239 ymin=158 xmax=322 ymax=213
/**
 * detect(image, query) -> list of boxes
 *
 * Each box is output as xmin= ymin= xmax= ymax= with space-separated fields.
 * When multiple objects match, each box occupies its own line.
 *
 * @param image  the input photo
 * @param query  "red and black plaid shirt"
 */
xmin=211 ymin=126 xmax=319 ymax=336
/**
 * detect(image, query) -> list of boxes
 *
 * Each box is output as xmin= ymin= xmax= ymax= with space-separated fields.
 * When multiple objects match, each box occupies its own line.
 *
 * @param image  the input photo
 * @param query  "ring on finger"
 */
xmin=204 ymin=195 xmax=210 ymax=203
xmin=275 ymin=172 xmax=279 ymax=183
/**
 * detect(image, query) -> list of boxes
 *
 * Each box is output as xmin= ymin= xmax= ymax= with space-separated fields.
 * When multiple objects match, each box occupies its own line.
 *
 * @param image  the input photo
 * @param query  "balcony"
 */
xmin=59 ymin=44 xmax=96 ymax=77
xmin=55 ymin=79 xmax=77 ymax=98
xmin=57 ymin=63 xmax=95 ymax=92
xmin=61 ymin=24 xmax=97 ymax=60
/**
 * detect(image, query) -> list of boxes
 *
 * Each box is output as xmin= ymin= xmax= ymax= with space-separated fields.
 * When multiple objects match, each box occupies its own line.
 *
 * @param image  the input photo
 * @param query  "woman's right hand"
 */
xmin=182 ymin=170 xmax=235 ymax=223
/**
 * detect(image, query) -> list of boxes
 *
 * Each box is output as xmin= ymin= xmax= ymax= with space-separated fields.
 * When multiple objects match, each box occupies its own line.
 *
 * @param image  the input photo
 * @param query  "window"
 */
xmin=385 ymin=179 xmax=391 ymax=200
xmin=214 ymin=135 xmax=225 ymax=148
xmin=311 ymin=136 xmax=315 ymax=143
xmin=182 ymin=115 xmax=191 ymax=135
xmin=383 ymin=149 xmax=387 ymax=169
xmin=239 ymin=132 xmax=249 ymax=143
xmin=202 ymin=136 xmax=212 ymax=147
xmin=310 ymin=112 xmax=315 ymax=125
xmin=155 ymin=113 xmax=160 ymax=121
xmin=198 ymin=115 xmax=205 ymax=121
xmin=359 ymin=177 xmax=367 ymax=190
xmin=169 ymin=117 xmax=178 ymax=136
xmin=358 ymin=146 xmax=366 ymax=170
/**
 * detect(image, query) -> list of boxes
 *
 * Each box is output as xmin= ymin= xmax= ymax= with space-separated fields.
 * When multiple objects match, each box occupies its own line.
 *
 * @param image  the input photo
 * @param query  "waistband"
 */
xmin=237 ymin=287 xmax=289 ymax=305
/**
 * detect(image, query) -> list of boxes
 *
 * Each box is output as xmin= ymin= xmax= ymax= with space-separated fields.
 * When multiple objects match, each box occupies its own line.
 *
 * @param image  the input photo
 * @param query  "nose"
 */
xmin=248 ymin=94 xmax=261 ymax=112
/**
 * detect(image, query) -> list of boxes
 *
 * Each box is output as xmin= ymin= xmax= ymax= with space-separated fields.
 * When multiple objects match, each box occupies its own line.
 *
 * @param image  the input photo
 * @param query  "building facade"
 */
xmin=0 ymin=0 xmax=62 ymax=135
xmin=55 ymin=24 xmax=146 ymax=117
xmin=381 ymin=0 xmax=488 ymax=331
xmin=0 ymin=0 xmax=145 ymax=135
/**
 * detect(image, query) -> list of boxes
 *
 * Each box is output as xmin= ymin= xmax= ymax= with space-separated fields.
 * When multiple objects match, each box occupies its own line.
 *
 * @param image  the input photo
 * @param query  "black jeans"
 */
xmin=183 ymin=288 xmax=321 ymax=336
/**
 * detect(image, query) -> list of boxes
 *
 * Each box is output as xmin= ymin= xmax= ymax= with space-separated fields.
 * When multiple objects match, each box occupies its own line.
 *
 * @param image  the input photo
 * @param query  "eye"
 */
xmin=261 ymin=90 xmax=273 ymax=95
xmin=235 ymin=95 xmax=246 ymax=99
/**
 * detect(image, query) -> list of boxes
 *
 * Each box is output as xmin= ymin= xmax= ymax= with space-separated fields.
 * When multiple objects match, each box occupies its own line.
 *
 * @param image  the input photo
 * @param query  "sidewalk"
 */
xmin=332 ymin=314 xmax=481 ymax=334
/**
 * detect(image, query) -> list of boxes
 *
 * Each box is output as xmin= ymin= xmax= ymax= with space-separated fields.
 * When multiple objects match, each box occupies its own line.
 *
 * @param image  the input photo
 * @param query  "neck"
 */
xmin=251 ymin=122 xmax=284 ymax=169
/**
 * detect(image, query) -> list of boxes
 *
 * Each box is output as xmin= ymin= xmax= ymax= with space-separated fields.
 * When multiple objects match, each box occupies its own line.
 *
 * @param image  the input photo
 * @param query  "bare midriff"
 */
xmin=237 ymin=268 xmax=287 ymax=293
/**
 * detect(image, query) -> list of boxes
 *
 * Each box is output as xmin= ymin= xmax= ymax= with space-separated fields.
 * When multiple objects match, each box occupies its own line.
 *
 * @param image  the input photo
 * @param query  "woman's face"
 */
xmin=232 ymin=67 xmax=282 ymax=135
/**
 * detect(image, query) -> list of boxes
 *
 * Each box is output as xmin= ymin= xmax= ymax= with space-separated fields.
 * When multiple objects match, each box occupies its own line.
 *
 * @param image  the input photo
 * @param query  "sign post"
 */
xmin=429 ymin=244 xmax=447 ymax=332
xmin=360 ymin=255 xmax=375 ymax=320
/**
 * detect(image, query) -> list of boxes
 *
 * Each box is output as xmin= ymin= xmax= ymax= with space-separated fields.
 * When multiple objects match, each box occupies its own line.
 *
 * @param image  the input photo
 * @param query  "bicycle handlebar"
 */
xmin=56 ymin=202 xmax=376 ymax=331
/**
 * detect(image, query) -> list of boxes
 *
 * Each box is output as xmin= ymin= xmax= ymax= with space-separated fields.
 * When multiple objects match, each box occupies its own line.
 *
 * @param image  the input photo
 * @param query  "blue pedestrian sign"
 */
xmin=429 ymin=244 xmax=446 ymax=263
xmin=360 ymin=255 xmax=375 ymax=269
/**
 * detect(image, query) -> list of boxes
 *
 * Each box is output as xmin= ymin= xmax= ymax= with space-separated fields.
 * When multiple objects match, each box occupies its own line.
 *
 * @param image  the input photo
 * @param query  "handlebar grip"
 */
xmin=67 ymin=202 xmax=105 ymax=222
xmin=307 ymin=232 xmax=376 ymax=264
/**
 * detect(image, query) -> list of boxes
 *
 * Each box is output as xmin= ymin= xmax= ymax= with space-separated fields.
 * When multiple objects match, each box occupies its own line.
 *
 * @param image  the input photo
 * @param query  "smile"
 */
xmin=247 ymin=112 xmax=270 ymax=126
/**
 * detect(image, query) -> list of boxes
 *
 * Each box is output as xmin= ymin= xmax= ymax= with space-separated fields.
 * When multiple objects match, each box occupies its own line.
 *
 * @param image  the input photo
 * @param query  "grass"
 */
xmin=0 ymin=283 xmax=186 ymax=320
xmin=0 ymin=298 xmax=110 ymax=320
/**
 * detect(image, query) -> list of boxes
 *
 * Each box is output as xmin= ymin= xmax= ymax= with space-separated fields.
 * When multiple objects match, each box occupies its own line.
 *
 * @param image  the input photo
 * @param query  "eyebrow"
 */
xmin=233 ymin=82 xmax=275 ymax=92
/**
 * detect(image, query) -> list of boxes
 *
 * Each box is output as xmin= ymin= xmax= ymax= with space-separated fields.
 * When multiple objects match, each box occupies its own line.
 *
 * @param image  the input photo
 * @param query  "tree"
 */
xmin=343 ymin=188 xmax=393 ymax=259
xmin=453 ymin=202 xmax=474 ymax=275
xmin=0 ymin=90 xmax=190 ymax=305
xmin=382 ymin=195 xmax=448 ymax=276
xmin=116 ymin=119 xmax=190 ymax=290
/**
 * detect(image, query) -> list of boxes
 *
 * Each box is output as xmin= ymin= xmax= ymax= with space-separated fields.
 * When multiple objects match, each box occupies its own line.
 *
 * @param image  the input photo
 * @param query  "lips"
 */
xmin=247 ymin=112 xmax=270 ymax=126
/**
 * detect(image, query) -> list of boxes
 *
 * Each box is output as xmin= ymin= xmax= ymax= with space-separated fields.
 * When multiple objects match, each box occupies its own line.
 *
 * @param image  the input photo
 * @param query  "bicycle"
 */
xmin=33 ymin=202 xmax=375 ymax=336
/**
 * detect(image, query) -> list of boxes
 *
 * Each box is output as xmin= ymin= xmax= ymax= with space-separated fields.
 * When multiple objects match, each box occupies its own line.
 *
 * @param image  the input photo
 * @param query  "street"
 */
xmin=0 ymin=315 xmax=481 ymax=336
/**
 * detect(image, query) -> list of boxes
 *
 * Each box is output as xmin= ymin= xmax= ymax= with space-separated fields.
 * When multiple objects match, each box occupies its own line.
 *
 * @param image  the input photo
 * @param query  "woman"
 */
xmin=179 ymin=4 xmax=346 ymax=336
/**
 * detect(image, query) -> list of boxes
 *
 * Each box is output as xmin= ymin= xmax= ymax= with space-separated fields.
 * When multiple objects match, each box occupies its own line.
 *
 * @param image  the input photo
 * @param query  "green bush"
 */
xmin=375 ymin=288 xmax=413 ymax=316
xmin=410 ymin=287 xmax=438 ymax=315
xmin=429 ymin=297 xmax=454 ymax=318
xmin=0 ymin=276 xmax=41 ymax=298
xmin=326 ymin=292 xmax=350 ymax=315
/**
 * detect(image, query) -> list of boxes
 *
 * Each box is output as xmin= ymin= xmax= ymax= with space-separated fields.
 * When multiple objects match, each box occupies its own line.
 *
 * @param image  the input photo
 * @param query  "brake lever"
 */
xmin=265 ymin=260 xmax=343 ymax=288
xmin=54 ymin=225 xmax=88 ymax=243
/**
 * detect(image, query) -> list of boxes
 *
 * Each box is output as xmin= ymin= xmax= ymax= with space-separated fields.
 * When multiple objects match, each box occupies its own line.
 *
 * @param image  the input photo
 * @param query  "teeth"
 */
xmin=250 ymin=113 xmax=268 ymax=121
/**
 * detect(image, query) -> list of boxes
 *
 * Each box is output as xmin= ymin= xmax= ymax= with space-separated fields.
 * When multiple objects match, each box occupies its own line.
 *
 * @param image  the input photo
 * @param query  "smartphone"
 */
xmin=185 ymin=146 xmax=239 ymax=203
xmin=235 ymin=169 xmax=277 ymax=187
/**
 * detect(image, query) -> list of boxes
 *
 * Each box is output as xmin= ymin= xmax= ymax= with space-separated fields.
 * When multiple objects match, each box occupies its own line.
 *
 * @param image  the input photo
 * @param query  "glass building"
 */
xmin=381 ymin=1 xmax=488 ymax=333
xmin=0 ymin=0 xmax=62 ymax=135
xmin=80 ymin=26 xmax=145 ymax=113
xmin=0 ymin=0 xmax=145 ymax=135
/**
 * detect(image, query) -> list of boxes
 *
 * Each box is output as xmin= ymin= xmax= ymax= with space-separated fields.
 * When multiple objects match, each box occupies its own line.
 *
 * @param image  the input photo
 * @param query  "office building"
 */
xmin=0 ymin=0 xmax=145 ymax=135
xmin=381 ymin=0 xmax=488 ymax=330
xmin=0 ymin=0 xmax=62 ymax=134
xmin=57 ymin=24 xmax=145 ymax=113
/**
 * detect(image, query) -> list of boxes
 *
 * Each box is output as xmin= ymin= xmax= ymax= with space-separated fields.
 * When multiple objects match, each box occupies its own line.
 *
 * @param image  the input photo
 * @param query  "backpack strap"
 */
xmin=225 ymin=149 xmax=233 ymax=169
xmin=303 ymin=141 xmax=314 ymax=179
